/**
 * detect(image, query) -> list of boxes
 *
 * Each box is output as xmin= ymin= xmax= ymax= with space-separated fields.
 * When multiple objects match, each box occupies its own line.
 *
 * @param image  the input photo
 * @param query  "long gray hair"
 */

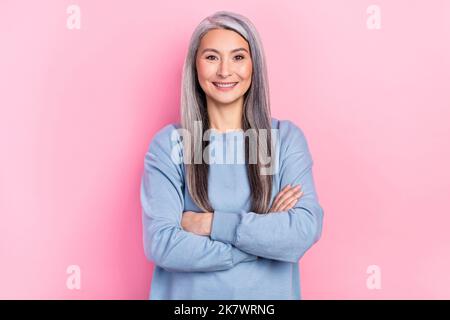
xmin=180 ymin=11 xmax=273 ymax=214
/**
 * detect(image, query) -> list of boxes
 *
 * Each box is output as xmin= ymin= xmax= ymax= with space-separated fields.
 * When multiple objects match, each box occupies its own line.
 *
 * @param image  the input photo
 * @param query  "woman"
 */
xmin=140 ymin=11 xmax=324 ymax=300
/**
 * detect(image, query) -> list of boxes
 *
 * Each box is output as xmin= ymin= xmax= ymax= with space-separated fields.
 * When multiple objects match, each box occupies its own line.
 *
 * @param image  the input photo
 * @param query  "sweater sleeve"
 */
xmin=209 ymin=121 xmax=324 ymax=263
xmin=141 ymin=125 xmax=258 ymax=273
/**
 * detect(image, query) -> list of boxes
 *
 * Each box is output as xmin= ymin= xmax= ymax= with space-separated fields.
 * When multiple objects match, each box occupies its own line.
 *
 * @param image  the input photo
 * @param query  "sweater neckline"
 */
xmin=209 ymin=128 xmax=244 ymax=139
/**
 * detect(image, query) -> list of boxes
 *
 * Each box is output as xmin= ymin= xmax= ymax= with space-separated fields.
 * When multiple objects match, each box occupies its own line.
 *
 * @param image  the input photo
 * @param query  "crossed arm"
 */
xmin=141 ymin=123 xmax=324 ymax=272
xmin=141 ymin=128 xmax=258 ymax=273
xmin=181 ymin=182 xmax=304 ymax=237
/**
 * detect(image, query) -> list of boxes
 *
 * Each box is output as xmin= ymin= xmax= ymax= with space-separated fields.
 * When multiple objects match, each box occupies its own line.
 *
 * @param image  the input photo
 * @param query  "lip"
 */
xmin=212 ymin=81 xmax=238 ymax=91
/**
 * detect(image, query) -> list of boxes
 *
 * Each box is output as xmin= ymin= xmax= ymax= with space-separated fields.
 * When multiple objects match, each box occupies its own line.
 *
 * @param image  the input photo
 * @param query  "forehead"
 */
xmin=199 ymin=29 xmax=249 ymax=51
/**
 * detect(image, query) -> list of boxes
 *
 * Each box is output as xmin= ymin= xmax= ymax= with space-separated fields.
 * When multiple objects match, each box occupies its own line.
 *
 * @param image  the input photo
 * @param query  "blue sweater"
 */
xmin=140 ymin=117 xmax=324 ymax=300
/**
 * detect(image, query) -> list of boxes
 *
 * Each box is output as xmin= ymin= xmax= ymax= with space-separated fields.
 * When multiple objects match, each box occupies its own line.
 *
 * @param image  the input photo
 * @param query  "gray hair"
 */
xmin=180 ymin=11 xmax=273 ymax=214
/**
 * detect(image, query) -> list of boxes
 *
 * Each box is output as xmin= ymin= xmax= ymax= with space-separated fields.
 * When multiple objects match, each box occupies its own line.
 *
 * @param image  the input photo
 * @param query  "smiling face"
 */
xmin=195 ymin=28 xmax=253 ymax=107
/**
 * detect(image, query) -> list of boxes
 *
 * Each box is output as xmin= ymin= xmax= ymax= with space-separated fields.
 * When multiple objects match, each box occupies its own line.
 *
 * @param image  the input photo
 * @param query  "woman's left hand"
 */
xmin=181 ymin=211 xmax=213 ymax=236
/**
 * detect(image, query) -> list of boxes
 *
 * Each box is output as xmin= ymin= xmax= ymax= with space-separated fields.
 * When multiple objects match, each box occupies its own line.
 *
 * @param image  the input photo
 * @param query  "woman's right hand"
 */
xmin=269 ymin=184 xmax=303 ymax=213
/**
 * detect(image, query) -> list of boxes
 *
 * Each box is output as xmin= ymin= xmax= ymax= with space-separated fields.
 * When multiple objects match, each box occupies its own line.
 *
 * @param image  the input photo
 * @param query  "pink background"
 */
xmin=1 ymin=0 xmax=449 ymax=299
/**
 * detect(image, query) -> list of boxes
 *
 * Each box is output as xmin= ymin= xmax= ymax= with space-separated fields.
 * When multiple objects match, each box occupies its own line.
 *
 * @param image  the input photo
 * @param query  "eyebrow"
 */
xmin=200 ymin=47 xmax=249 ymax=55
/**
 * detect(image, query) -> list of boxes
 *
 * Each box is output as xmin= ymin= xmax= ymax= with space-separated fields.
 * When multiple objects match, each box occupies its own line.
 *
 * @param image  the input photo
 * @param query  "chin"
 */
xmin=207 ymin=91 xmax=245 ymax=104
xmin=211 ymin=95 xmax=243 ymax=105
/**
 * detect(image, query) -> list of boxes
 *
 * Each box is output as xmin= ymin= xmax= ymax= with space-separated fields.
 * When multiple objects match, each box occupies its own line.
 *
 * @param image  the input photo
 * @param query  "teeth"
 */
xmin=214 ymin=82 xmax=237 ymax=88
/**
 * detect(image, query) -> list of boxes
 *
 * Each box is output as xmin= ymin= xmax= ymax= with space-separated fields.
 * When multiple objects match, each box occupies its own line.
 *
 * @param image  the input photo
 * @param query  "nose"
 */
xmin=217 ymin=60 xmax=232 ymax=78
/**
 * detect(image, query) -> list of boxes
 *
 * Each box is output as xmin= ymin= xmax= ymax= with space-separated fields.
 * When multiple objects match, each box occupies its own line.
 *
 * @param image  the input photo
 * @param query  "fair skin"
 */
xmin=181 ymin=29 xmax=303 ymax=236
xmin=196 ymin=28 xmax=251 ymax=132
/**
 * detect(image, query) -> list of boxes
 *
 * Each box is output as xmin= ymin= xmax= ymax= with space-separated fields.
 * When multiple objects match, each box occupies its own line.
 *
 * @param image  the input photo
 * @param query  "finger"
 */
xmin=271 ymin=195 xmax=286 ymax=212
xmin=279 ymin=200 xmax=296 ymax=212
xmin=279 ymin=191 xmax=303 ymax=211
xmin=272 ymin=184 xmax=292 ymax=205
xmin=270 ymin=185 xmax=292 ymax=212
xmin=277 ymin=185 xmax=302 ymax=208
xmin=279 ymin=190 xmax=303 ymax=207
xmin=269 ymin=203 xmax=280 ymax=213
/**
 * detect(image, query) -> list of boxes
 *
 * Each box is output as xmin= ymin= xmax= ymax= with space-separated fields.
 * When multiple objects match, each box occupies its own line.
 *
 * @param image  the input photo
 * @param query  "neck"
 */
xmin=206 ymin=96 xmax=244 ymax=133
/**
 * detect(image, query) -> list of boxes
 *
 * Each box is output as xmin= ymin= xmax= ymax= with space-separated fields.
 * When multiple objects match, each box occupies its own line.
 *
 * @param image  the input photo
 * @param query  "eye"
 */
xmin=206 ymin=55 xmax=218 ymax=61
xmin=234 ymin=55 xmax=245 ymax=61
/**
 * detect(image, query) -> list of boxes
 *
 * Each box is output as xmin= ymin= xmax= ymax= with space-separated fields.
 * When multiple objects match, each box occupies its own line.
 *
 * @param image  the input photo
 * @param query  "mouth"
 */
xmin=212 ymin=81 xmax=238 ymax=91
